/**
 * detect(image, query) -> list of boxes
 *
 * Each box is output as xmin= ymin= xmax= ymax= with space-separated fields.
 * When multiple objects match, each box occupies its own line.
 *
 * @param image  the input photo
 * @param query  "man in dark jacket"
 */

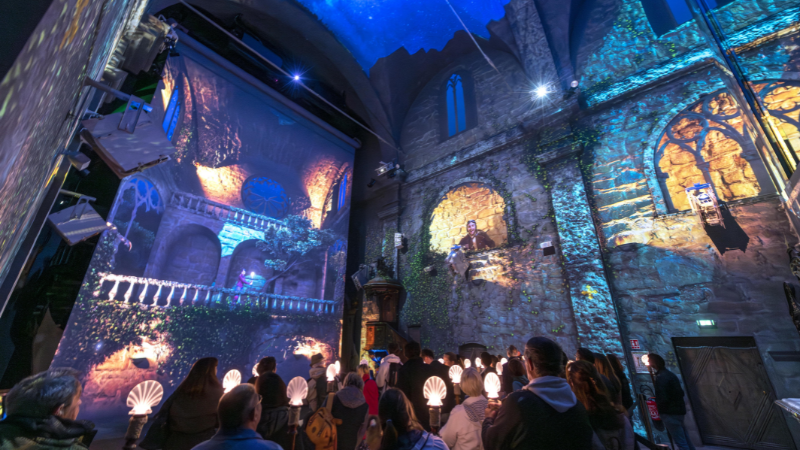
xmin=483 ymin=337 xmax=593 ymax=450
xmin=501 ymin=345 xmax=521 ymax=394
xmin=422 ymin=348 xmax=455 ymax=415
xmin=0 ymin=368 xmax=95 ymax=450
xmin=397 ymin=342 xmax=434 ymax=430
xmin=649 ymin=354 xmax=696 ymax=450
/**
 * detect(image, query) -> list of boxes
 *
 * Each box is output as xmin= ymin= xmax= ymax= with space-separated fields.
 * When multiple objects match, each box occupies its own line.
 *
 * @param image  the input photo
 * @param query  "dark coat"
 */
xmin=481 ymin=390 xmax=594 ymax=450
xmin=501 ymin=356 xmax=521 ymax=394
xmin=615 ymin=370 xmax=634 ymax=411
xmin=397 ymin=357 xmax=435 ymax=430
xmin=165 ymin=384 xmax=224 ymax=450
xmin=0 ymin=416 xmax=94 ymax=450
xmin=458 ymin=231 xmax=495 ymax=251
xmin=654 ymin=368 xmax=687 ymax=415
xmin=257 ymin=372 xmax=289 ymax=408
xmin=256 ymin=407 xmax=293 ymax=450
xmin=329 ymin=386 xmax=369 ymax=450
xmin=429 ymin=360 xmax=455 ymax=414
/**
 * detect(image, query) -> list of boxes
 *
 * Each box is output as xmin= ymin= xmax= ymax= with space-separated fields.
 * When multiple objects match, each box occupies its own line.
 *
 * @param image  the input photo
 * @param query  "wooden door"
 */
xmin=674 ymin=338 xmax=794 ymax=449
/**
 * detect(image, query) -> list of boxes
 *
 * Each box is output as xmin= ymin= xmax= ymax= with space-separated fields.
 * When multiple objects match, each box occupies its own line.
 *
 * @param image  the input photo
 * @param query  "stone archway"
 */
xmin=159 ymin=224 xmax=221 ymax=285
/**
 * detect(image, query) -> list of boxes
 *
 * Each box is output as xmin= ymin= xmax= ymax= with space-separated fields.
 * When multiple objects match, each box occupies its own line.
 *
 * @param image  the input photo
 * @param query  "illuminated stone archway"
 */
xmin=429 ymin=182 xmax=508 ymax=253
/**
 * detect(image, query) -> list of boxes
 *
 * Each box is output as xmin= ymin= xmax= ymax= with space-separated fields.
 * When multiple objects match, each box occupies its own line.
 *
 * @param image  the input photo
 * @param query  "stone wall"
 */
xmin=429 ymin=183 xmax=508 ymax=253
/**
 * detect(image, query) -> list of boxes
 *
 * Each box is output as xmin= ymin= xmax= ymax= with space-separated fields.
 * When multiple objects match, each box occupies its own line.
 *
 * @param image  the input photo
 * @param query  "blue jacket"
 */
xmin=192 ymin=428 xmax=283 ymax=450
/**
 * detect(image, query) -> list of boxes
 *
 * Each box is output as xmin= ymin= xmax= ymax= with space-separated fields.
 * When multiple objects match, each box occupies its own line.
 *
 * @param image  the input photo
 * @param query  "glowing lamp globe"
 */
xmin=497 ymin=363 xmax=503 ymax=376
xmin=464 ymin=359 xmax=471 ymax=369
xmin=641 ymin=354 xmax=650 ymax=367
xmin=127 ymin=380 xmax=163 ymax=415
xmin=484 ymin=372 xmax=501 ymax=399
xmin=534 ymin=85 xmax=549 ymax=98
xmin=252 ymin=363 xmax=259 ymax=377
xmin=449 ymin=365 xmax=463 ymax=384
xmin=326 ymin=364 xmax=337 ymax=382
xmin=475 ymin=357 xmax=483 ymax=369
xmin=501 ymin=357 xmax=508 ymax=366
xmin=334 ymin=360 xmax=341 ymax=375
xmin=424 ymin=376 xmax=447 ymax=407
xmin=223 ymin=369 xmax=242 ymax=393
xmin=287 ymin=376 xmax=309 ymax=406
xmin=438 ymin=358 xmax=444 ymax=364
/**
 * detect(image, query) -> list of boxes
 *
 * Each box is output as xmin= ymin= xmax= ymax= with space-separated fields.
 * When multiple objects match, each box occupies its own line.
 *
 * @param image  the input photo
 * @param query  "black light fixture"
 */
xmin=367 ymin=179 xmax=377 ymax=188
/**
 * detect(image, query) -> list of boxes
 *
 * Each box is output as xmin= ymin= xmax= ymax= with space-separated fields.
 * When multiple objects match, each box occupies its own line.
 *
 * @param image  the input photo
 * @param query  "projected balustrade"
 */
xmin=170 ymin=192 xmax=288 ymax=232
xmin=92 ymin=272 xmax=337 ymax=314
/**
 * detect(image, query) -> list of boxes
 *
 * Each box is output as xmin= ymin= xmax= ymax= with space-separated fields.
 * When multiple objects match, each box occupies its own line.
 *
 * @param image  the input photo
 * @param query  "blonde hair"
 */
xmin=460 ymin=367 xmax=483 ymax=397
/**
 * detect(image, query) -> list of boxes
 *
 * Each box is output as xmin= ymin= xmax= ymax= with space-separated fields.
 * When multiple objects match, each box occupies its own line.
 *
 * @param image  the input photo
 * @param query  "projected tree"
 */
xmin=257 ymin=215 xmax=336 ymax=285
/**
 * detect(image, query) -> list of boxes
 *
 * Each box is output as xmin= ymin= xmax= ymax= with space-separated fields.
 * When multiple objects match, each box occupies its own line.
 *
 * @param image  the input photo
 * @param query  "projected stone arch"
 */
xmin=160 ymin=224 xmax=221 ymax=285
xmin=430 ymin=183 xmax=507 ymax=253
xmin=226 ymin=240 xmax=274 ymax=292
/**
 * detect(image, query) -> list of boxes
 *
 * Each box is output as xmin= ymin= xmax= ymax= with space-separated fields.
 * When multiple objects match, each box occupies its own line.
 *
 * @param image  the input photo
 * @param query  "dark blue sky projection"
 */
xmin=295 ymin=0 xmax=512 ymax=69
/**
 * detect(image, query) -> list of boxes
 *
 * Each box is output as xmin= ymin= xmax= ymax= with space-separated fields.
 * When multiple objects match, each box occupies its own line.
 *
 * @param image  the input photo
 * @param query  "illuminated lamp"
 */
xmin=424 ymin=376 xmax=447 ymax=432
xmin=449 ymin=365 xmax=463 ymax=405
xmin=223 ymin=370 xmax=241 ymax=393
xmin=484 ymin=372 xmax=501 ymax=402
xmin=334 ymin=360 xmax=341 ymax=375
xmin=475 ymin=357 xmax=483 ymax=369
xmin=252 ymin=363 xmax=259 ymax=378
xmin=124 ymin=381 xmax=164 ymax=450
xmin=464 ymin=359 xmax=471 ymax=369
xmin=438 ymin=358 xmax=444 ymax=364
xmin=696 ymin=319 xmax=717 ymax=328
xmin=293 ymin=75 xmax=300 ymax=81
xmin=326 ymin=364 xmax=338 ymax=393
xmin=641 ymin=354 xmax=650 ymax=367
xmin=533 ymin=85 xmax=549 ymax=98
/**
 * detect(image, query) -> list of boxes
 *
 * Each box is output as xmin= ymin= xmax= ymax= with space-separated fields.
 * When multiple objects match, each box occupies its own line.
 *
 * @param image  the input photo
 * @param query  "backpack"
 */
xmin=306 ymin=393 xmax=342 ymax=450
xmin=386 ymin=362 xmax=401 ymax=388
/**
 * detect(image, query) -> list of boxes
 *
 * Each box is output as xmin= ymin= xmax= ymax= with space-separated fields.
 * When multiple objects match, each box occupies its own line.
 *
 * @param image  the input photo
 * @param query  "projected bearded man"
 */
xmin=458 ymin=220 xmax=495 ymax=251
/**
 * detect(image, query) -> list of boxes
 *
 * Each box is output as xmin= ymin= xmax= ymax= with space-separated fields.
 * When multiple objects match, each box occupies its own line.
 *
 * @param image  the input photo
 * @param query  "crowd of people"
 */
xmin=0 ymin=337 xmax=696 ymax=450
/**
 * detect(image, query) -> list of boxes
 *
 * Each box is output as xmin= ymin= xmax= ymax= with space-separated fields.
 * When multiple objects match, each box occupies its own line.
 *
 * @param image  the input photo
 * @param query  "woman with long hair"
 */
xmin=378 ymin=388 xmax=447 ymax=450
xmin=606 ymin=354 xmax=634 ymax=411
xmin=566 ymin=361 xmax=633 ymax=450
xmin=165 ymin=357 xmax=225 ymax=450
xmin=593 ymin=354 xmax=623 ymax=408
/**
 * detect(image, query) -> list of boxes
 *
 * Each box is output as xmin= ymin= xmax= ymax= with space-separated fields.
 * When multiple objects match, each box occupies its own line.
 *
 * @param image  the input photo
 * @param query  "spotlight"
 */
xmin=533 ymin=85 xmax=549 ymax=99
xmin=367 ymin=179 xmax=377 ymax=188
xmin=293 ymin=75 xmax=300 ymax=81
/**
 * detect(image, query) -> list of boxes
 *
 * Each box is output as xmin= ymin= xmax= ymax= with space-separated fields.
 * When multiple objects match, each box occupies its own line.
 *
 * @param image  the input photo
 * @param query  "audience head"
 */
xmin=256 ymin=356 xmax=277 ymax=375
xmin=404 ymin=342 xmax=421 ymax=360
xmin=566 ymin=361 xmax=621 ymax=428
xmin=379 ymin=388 xmax=422 ymax=450
xmin=421 ymin=348 xmax=435 ymax=364
xmin=575 ymin=348 xmax=596 ymax=364
xmin=593 ymin=353 xmax=619 ymax=384
xmin=357 ymin=364 xmax=370 ymax=378
xmin=218 ymin=384 xmax=261 ymax=431
xmin=344 ymin=372 xmax=364 ymax=390
xmin=460 ymin=367 xmax=483 ymax=398
xmin=524 ymin=337 xmax=563 ymax=379
xmin=311 ymin=353 xmax=324 ymax=367
xmin=508 ymin=358 xmax=526 ymax=377
xmin=388 ymin=342 xmax=401 ymax=356
xmin=507 ymin=345 xmax=519 ymax=358
xmin=606 ymin=354 xmax=625 ymax=376
xmin=5 ymin=368 xmax=82 ymax=420
xmin=647 ymin=353 xmax=665 ymax=371
xmin=178 ymin=357 xmax=220 ymax=397
xmin=443 ymin=352 xmax=457 ymax=367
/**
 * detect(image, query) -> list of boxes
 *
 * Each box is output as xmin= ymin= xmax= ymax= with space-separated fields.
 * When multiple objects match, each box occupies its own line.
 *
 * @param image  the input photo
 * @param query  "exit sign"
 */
xmin=630 ymin=339 xmax=640 ymax=350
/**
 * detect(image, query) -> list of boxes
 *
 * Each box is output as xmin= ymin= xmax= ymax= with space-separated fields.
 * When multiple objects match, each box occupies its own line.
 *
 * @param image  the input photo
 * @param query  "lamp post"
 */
xmin=123 ymin=381 xmax=164 ymax=450
xmin=484 ymin=373 xmax=501 ymax=406
xmin=448 ymin=365 xmax=463 ymax=405
xmin=286 ymin=377 xmax=308 ymax=450
xmin=424 ymin=376 xmax=446 ymax=434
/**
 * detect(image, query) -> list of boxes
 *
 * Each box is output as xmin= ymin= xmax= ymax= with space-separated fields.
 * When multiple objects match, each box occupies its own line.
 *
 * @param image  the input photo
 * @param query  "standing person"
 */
xmin=422 ymin=349 xmax=455 ymax=417
xmin=192 ymin=384 xmax=281 ymax=450
xmin=0 ymin=368 xmax=94 ymax=450
xmin=247 ymin=357 xmax=272 ymax=385
xmin=500 ymin=346 xmax=521 ymax=395
xmin=607 ymin=354 xmax=634 ymax=411
xmin=397 ymin=342 xmax=434 ymax=430
xmin=376 ymin=343 xmax=403 ymax=393
xmin=443 ymin=352 xmax=459 ymax=367
xmin=575 ymin=349 xmax=615 ymax=399
xmin=328 ymin=373 xmax=370 ymax=450
xmin=144 ymin=357 xmax=224 ymax=450
xmin=306 ymin=353 xmax=327 ymax=411
xmin=234 ymin=269 xmax=252 ymax=304
xmin=255 ymin=357 xmax=292 ymax=450
xmin=378 ymin=389 xmax=448 ymax=450
xmin=359 ymin=364 xmax=380 ymax=415
xmin=566 ymin=361 xmax=633 ymax=450
xmin=479 ymin=352 xmax=496 ymax=380
xmin=439 ymin=368 xmax=486 ymax=450
xmin=507 ymin=359 xmax=528 ymax=392
xmin=594 ymin=354 xmax=622 ymax=408
xmin=482 ymin=337 xmax=594 ymax=450
xmin=649 ymin=354 xmax=696 ymax=450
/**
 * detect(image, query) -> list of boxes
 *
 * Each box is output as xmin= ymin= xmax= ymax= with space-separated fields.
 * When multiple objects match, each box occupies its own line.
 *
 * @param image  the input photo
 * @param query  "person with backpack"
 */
xmin=326 ymin=373 xmax=370 ymax=450
xmin=396 ymin=342 xmax=434 ymax=431
xmin=566 ymin=361 xmax=633 ymax=450
xmin=378 ymin=388 xmax=448 ymax=450
xmin=307 ymin=354 xmax=328 ymax=411
xmin=482 ymin=337 xmax=594 ymax=450
xmin=376 ymin=343 xmax=403 ymax=393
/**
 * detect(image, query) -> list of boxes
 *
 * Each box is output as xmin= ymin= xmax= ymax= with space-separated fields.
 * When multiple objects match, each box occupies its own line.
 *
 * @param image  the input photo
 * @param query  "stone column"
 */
xmin=534 ymin=144 xmax=624 ymax=355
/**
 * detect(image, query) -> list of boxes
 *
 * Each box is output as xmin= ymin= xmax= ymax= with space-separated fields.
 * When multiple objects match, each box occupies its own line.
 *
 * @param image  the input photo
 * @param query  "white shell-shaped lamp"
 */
xmin=464 ymin=359 xmax=471 ymax=368
xmin=484 ymin=372 xmax=501 ymax=399
xmin=223 ymin=369 xmax=242 ymax=393
xmin=449 ymin=365 xmax=463 ymax=384
xmin=438 ymin=358 xmax=444 ymax=364
xmin=326 ymin=364 xmax=337 ymax=382
xmin=252 ymin=362 xmax=259 ymax=377
xmin=287 ymin=376 xmax=309 ymax=406
xmin=127 ymin=380 xmax=164 ymax=415
xmin=424 ymin=376 xmax=447 ymax=406
xmin=475 ymin=357 xmax=483 ymax=369
xmin=334 ymin=360 xmax=341 ymax=375
xmin=500 ymin=357 xmax=508 ymax=366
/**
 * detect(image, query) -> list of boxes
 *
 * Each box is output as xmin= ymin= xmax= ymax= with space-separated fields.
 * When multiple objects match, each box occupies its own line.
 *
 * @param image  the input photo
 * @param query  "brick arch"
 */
xmin=158 ymin=223 xmax=221 ymax=285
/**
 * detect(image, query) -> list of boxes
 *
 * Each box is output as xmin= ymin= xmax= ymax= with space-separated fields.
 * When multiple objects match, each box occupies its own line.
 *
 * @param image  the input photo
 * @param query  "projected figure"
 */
xmin=234 ymin=269 xmax=251 ymax=303
xmin=458 ymin=219 xmax=495 ymax=251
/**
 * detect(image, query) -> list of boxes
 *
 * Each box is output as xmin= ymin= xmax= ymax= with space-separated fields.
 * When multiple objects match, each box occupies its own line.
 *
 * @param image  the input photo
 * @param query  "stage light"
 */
xmin=696 ymin=319 xmax=716 ymax=328
xmin=448 ymin=365 xmax=462 ymax=384
xmin=533 ymin=85 xmax=549 ymax=98
xmin=293 ymin=75 xmax=300 ymax=81
xmin=287 ymin=377 xmax=308 ymax=406
xmin=464 ymin=359 xmax=471 ymax=368
xmin=484 ymin=372 xmax=501 ymax=400
xmin=570 ymin=80 xmax=579 ymax=88
xmin=127 ymin=380 xmax=164 ymax=415
xmin=223 ymin=369 xmax=241 ymax=393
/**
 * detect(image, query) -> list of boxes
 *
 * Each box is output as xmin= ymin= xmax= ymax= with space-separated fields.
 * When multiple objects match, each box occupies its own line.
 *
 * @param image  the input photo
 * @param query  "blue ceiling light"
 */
xmin=294 ymin=0 xmax=512 ymax=70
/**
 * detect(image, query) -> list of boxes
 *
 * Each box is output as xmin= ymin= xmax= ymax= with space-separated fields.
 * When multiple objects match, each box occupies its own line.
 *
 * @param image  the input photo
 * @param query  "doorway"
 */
xmin=673 ymin=337 xmax=795 ymax=449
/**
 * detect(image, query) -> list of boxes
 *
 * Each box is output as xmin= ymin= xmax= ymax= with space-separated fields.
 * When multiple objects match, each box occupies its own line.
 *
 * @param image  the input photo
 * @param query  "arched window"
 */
xmin=446 ymin=74 xmax=467 ymax=136
xmin=162 ymin=89 xmax=181 ymax=141
xmin=655 ymin=90 xmax=765 ymax=212
xmin=754 ymin=80 xmax=800 ymax=164
xmin=241 ymin=176 xmax=290 ymax=218
xmin=337 ymin=172 xmax=348 ymax=211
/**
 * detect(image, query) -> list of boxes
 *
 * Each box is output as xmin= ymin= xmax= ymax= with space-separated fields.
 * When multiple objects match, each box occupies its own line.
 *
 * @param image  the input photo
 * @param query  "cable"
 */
xmin=178 ymin=0 xmax=399 ymax=151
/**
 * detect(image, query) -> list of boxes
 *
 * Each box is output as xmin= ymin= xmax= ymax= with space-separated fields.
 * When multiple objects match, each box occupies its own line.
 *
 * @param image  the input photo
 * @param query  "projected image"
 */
xmin=430 ymin=183 xmax=508 ymax=253
xmin=52 ymin=40 xmax=354 ymax=418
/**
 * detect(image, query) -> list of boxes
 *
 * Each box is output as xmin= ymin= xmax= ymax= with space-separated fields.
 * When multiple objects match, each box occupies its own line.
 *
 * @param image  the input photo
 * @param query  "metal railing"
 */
xmin=169 ymin=192 xmax=287 ymax=232
xmin=92 ymin=272 xmax=338 ymax=315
